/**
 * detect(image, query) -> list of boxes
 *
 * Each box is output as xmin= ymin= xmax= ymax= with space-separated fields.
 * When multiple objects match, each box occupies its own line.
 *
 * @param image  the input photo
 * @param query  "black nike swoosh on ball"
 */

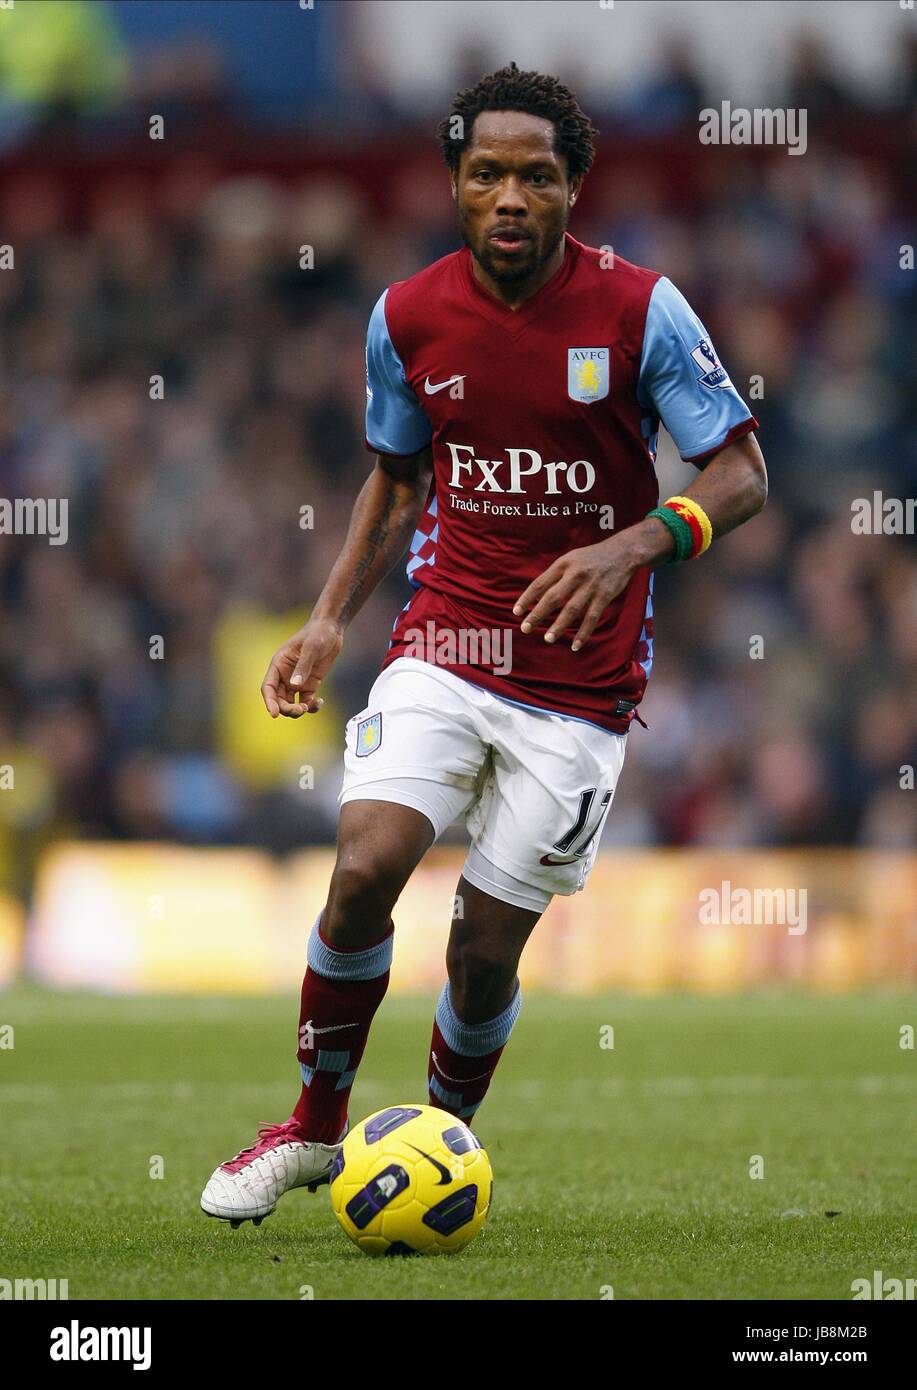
xmin=405 ymin=1144 xmax=453 ymax=1184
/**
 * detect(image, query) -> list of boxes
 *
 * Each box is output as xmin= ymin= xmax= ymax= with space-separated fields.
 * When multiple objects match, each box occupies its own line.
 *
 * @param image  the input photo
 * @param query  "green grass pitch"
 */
xmin=1 ymin=989 xmax=915 ymax=1300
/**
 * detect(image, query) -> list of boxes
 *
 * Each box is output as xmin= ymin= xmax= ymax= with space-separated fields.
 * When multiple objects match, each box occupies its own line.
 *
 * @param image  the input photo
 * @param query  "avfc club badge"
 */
xmin=568 ymin=347 xmax=609 ymax=403
xmin=355 ymin=712 xmax=382 ymax=757
xmin=690 ymin=337 xmax=732 ymax=389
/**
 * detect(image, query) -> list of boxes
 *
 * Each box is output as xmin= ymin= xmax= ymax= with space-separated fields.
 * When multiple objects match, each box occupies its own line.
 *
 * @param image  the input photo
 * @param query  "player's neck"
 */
xmin=470 ymin=237 xmax=567 ymax=311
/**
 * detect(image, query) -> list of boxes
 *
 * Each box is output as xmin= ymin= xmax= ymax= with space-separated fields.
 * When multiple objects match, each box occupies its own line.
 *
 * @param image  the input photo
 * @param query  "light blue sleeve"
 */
xmin=637 ymin=277 xmax=756 ymax=462
xmin=365 ymin=289 xmax=433 ymax=457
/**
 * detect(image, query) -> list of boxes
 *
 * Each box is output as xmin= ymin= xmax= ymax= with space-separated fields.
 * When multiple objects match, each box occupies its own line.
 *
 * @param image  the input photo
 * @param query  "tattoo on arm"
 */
xmin=337 ymin=488 xmax=396 ymax=626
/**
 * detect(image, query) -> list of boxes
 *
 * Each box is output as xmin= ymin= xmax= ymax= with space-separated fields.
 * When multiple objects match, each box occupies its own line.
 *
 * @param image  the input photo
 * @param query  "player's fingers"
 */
xmin=571 ymin=595 xmax=608 ymax=651
xmin=545 ymin=590 xmax=591 ymax=643
xmin=289 ymin=645 xmax=318 ymax=689
xmin=521 ymin=575 xmax=578 ymax=632
xmin=513 ymin=562 xmax=563 ymax=620
xmin=276 ymin=698 xmax=306 ymax=718
xmin=292 ymin=671 xmax=325 ymax=711
xmin=276 ymin=691 xmax=324 ymax=718
xmin=261 ymin=666 xmax=284 ymax=718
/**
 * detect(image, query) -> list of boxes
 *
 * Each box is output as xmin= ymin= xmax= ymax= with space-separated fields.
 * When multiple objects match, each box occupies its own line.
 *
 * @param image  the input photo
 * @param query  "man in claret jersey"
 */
xmin=202 ymin=63 xmax=766 ymax=1226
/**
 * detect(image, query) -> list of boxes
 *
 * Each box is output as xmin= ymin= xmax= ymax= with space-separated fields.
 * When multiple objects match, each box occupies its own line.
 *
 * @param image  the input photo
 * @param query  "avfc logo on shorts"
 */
xmin=690 ymin=337 xmax=732 ymax=389
xmin=356 ymin=712 xmax=382 ymax=757
xmin=567 ymin=347 xmax=609 ymax=403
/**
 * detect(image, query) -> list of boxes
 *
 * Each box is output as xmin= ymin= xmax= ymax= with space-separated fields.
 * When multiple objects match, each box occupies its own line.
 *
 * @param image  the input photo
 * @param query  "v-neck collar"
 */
xmin=460 ymin=233 xmax=580 ymax=339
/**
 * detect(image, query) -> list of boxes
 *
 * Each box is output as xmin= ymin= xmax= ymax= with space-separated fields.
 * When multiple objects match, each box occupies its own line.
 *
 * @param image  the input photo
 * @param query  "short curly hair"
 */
xmin=438 ymin=62 xmax=598 ymax=179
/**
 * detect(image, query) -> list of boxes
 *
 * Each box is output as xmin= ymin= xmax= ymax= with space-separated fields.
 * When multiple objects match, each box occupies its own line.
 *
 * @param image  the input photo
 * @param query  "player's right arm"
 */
xmin=261 ymin=446 xmax=433 ymax=718
xmin=262 ymin=288 xmax=434 ymax=719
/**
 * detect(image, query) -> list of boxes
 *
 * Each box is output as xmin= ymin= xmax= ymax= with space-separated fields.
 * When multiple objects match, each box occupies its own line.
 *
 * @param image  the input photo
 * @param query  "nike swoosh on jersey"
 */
xmin=424 ymin=375 xmax=465 ymax=394
xmin=539 ymin=853 xmax=584 ymax=866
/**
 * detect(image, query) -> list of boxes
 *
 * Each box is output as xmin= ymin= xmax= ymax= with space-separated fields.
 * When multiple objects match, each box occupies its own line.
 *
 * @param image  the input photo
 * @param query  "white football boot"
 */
xmin=201 ymin=1119 xmax=344 ymax=1228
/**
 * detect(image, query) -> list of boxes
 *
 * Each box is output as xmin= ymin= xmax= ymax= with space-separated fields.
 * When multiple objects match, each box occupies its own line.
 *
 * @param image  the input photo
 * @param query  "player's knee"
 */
xmin=324 ymin=855 xmax=402 ymax=945
xmin=448 ymin=934 xmax=517 ymax=1002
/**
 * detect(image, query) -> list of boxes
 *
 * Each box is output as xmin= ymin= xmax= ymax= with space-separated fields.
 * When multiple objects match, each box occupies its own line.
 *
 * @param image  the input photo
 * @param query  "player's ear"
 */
xmin=568 ymin=173 xmax=583 ymax=208
xmin=449 ymin=168 xmax=458 ymax=202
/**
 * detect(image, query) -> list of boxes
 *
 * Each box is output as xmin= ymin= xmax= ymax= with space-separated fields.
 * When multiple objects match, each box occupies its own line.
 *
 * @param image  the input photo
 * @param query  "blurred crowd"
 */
xmin=0 ymin=20 xmax=915 ymax=902
xmin=1 ymin=1 xmax=916 ymax=145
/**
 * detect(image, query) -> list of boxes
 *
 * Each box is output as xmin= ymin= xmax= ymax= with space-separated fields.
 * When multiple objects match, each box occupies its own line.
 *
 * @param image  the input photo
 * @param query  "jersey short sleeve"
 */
xmin=365 ymin=289 xmax=433 ymax=457
xmin=637 ymin=277 xmax=757 ymax=463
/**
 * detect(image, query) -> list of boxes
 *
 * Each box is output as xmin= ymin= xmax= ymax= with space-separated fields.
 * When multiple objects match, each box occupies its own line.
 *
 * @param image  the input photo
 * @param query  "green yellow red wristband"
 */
xmin=666 ymin=495 xmax=713 ymax=554
xmin=646 ymin=496 xmax=714 ymax=562
xmin=646 ymin=505 xmax=695 ymax=562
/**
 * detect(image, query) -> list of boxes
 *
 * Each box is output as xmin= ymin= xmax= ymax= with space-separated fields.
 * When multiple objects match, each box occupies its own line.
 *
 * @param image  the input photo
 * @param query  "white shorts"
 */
xmin=338 ymin=657 xmax=627 ymax=913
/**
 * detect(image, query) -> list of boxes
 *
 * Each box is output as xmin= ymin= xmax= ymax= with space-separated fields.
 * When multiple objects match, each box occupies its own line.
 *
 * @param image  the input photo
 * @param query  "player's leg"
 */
xmin=427 ymin=874 xmax=543 ymax=1123
xmin=288 ymin=796 xmax=435 ymax=1146
xmin=288 ymin=659 xmax=489 ymax=1147
xmin=426 ymin=691 xmax=628 ymax=1126
xmin=201 ymin=657 xmax=487 ymax=1225
xmin=201 ymin=797 xmax=436 ymax=1227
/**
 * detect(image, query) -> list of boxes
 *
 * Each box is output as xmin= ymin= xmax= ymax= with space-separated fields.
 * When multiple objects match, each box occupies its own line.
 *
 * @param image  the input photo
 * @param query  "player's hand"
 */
xmin=261 ymin=617 xmax=343 ymax=718
xmin=513 ymin=539 xmax=635 ymax=652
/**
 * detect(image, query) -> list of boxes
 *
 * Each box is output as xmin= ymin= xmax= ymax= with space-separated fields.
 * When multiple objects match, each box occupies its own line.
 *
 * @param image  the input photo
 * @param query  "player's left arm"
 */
xmin=514 ymin=434 xmax=766 ymax=649
xmin=515 ymin=277 xmax=767 ymax=650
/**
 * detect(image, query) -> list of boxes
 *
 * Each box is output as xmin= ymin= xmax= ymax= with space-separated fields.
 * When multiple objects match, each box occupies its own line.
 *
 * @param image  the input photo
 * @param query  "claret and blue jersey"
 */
xmin=364 ymin=234 xmax=758 ymax=734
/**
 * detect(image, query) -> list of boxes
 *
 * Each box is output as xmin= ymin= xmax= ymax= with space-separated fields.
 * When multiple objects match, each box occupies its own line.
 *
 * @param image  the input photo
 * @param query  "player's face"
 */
xmin=452 ymin=111 xmax=581 ymax=290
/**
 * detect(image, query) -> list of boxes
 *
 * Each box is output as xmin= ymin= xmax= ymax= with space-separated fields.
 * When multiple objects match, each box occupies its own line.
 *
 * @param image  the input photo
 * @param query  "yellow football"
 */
xmin=329 ymin=1104 xmax=493 ymax=1255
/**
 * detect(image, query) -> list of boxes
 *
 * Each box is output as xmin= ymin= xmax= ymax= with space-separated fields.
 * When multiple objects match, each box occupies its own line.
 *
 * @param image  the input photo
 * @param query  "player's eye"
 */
xmin=529 ymin=173 xmax=549 ymax=185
